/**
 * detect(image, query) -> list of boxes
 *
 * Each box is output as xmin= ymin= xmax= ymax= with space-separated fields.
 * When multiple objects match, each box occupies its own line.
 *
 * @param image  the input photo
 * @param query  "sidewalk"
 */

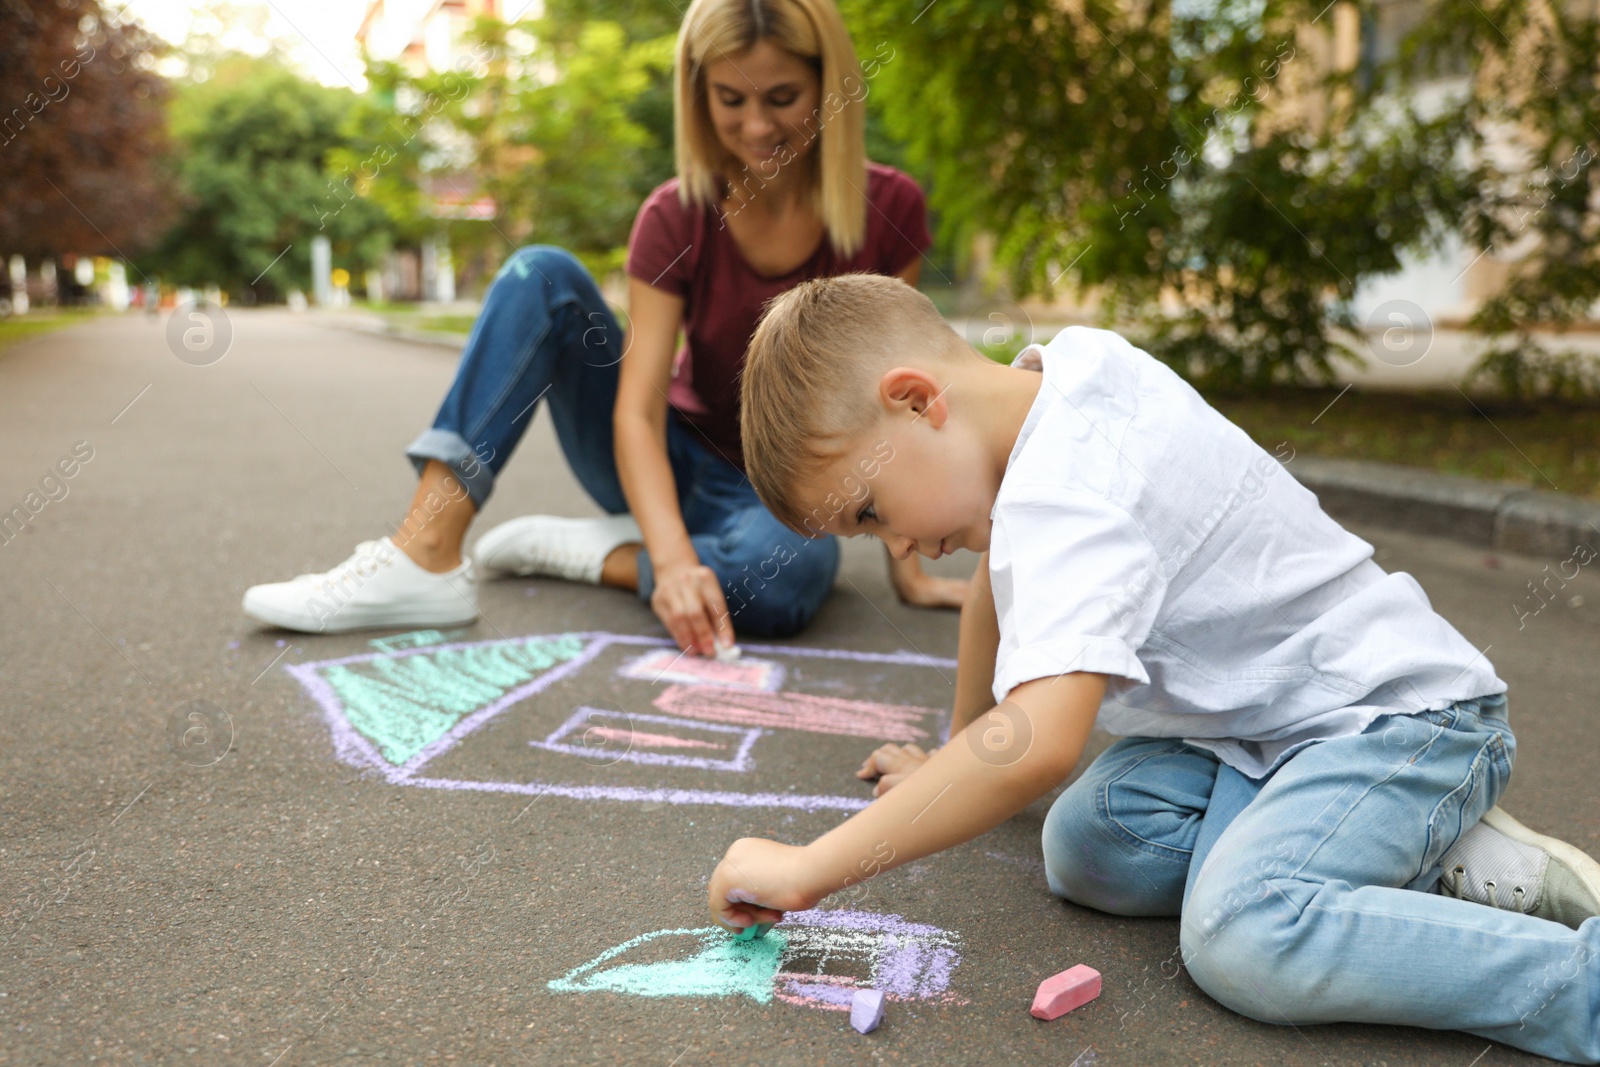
xmin=3 ymin=308 xmax=1594 ymax=1066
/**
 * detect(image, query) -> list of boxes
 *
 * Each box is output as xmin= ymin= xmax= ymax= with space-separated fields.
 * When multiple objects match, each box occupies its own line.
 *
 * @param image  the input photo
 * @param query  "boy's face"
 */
xmin=797 ymin=369 xmax=999 ymax=557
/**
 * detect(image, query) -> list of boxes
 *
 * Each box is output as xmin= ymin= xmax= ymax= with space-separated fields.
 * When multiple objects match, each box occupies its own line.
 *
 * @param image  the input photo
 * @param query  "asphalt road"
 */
xmin=2 ymin=308 xmax=1597 ymax=1067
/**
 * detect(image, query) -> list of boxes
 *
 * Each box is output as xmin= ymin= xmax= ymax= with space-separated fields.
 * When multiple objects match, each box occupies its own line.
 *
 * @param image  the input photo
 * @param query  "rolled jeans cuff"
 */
xmin=406 ymin=429 xmax=495 ymax=509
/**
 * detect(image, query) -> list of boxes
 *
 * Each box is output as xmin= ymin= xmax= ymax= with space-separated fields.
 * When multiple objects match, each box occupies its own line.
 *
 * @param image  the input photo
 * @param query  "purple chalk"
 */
xmin=850 ymin=988 xmax=885 ymax=1033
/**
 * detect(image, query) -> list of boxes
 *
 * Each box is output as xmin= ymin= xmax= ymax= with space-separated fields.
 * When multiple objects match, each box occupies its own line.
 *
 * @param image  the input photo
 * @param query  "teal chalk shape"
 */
xmin=321 ymin=634 xmax=586 ymax=765
xmin=549 ymin=927 xmax=788 ymax=1002
xmin=733 ymin=922 xmax=773 ymax=941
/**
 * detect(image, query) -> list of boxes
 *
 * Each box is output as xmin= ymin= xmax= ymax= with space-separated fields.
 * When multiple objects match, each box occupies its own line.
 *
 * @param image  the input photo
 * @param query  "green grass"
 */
xmin=354 ymin=302 xmax=477 ymax=338
xmin=416 ymin=314 xmax=481 ymax=335
xmin=1205 ymin=386 xmax=1600 ymax=500
xmin=0 ymin=308 xmax=101 ymax=354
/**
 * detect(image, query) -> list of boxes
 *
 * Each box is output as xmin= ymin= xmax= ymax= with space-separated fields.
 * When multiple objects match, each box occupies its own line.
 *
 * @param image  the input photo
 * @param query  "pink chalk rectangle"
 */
xmin=1030 ymin=964 xmax=1101 ymax=1020
xmin=652 ymin=685 xmax=936 ymax=742
xmin=530 ymin=707 xmax=762 ymax=772
xmin=619 ymin=648 xmax=783 ymax=691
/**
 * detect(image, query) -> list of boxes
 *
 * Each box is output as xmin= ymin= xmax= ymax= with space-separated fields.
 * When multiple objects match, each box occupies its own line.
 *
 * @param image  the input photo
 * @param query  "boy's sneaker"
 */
xmin=472 ymin=514 xmax=642 ymax=584
xmin=1435 ymin=806 xmax=1600 ymax=929
xmin=242 ymin=538 xmax=477 ymax=633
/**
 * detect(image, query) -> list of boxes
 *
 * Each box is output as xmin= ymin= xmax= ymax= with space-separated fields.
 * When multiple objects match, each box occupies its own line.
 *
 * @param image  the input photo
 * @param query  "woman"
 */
xmin=243 ymin=0 xmax=963 ymax=655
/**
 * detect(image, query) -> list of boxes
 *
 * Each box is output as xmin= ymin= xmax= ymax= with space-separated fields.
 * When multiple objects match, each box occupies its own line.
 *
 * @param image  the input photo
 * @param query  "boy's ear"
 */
xmin=878 ymin=366 xmax=949 ymax=427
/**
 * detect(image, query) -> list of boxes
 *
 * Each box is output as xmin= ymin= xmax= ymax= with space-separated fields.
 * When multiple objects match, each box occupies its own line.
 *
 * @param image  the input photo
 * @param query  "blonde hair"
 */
xmin=741 ymin=274 xmax=970 ymax=535
xmin=674 ymin=0 xmax=868 ymax=257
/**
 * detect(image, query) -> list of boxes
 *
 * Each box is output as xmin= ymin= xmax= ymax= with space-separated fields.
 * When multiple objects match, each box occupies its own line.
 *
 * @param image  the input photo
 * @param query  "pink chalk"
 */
xmin=580 ymin=725 xmax=725 ymax=751
xmin=850 ymin=988 xmax=885 ymax=1033
xmin=1030 ymin=964 xmax=1101 ymax=1020
xmin=652 ymin=685 xmax=936 ymax=742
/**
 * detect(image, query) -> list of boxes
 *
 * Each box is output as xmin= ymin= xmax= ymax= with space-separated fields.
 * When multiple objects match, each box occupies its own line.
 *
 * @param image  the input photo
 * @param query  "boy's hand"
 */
xmin=708 ymin=837 xmax=824 ymax=932
xmin=856 ymin=743 xmax=930 ymax=796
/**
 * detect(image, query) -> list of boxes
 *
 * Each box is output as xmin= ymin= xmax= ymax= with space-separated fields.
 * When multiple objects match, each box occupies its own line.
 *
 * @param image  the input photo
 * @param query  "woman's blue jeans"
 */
xmin=405 ymin=245 xmax=840 ymax=639
xmin=1043 ymin=693 xmax=1600 ymax=1063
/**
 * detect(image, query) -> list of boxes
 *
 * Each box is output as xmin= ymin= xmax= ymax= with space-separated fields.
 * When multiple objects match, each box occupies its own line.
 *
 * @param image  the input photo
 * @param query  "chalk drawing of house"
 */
xmin=548 ymin=909 xmax=963 ymax=1012
xmin=285 ymin=630 xmax=955 ymax=812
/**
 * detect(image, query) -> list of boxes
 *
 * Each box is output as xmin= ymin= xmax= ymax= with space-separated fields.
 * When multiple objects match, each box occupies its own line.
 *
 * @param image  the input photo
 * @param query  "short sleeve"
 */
xmin=626 ymin=182 xmax=697 ymax=297
xmin=989 ymin=487 xmax=1167 ymax=703
xmin=871 ymin=170 xmax=932 ymax=276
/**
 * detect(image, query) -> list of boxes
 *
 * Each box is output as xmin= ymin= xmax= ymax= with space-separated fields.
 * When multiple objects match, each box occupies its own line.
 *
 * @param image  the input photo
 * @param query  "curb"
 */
xmin=1290 ymin=457 xmax=1600 ymax=559
xmin=314 ymin=311 xmax=468 ymax=351
xmin=315 ymin=312 xmax=1600 ymax=561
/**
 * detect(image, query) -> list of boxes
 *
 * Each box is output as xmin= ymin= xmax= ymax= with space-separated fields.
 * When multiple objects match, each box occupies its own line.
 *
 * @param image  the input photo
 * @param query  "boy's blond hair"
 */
xmin=674 ymin=0 xmax=867 ymax=256
xmin=741 ymin=273 xmax=968 ymax=535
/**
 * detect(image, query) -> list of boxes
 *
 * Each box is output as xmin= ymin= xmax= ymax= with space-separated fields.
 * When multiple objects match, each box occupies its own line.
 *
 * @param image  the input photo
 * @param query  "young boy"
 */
xmin=708 ymin=274 xmax=1600 ymax=1063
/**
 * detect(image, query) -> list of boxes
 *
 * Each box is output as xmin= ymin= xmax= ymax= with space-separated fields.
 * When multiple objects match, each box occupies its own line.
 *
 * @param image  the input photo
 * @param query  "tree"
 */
xmin=1404 ymin=0 xmax=1600 ymax=399
xmin=141 ymin=55 xmax=393 ymax=300
xmin=324 ymin=57 xmax=442 ymax=252
xmin=417 ymin=15 xmax=674 ymax=278
xmin=836 ymin=0 xmax=1471 ymax=388
xmin=0 ymin=0 xmax=173 ymax=260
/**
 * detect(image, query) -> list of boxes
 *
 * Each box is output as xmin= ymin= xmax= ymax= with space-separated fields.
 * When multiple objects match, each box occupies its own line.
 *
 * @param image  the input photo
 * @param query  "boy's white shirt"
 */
xmin=990 ymin=328 xmax=1505 ymax=779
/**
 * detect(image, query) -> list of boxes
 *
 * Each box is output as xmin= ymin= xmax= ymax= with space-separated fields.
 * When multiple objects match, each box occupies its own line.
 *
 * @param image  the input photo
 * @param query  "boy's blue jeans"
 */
xmin=404 ymin=245 xmax=840 ymax=639
xmin=1044 ymin=693 xmax=1600 ymax=1064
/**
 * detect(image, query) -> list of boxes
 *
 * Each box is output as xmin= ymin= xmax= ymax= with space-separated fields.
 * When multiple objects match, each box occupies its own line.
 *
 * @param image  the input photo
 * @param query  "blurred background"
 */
xmin=3 ymin=0 xmax=1597 ymax=495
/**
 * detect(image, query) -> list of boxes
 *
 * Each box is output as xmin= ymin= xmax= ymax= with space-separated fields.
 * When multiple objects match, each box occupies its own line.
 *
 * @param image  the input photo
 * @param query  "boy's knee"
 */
xmin=1180 ymin=871 xmax=1320 ymax=1022
xmin=1041 ymin=790 xmax=1108 ymax=905
xmin=1042 ymin=797 xmax=1184 ymax=917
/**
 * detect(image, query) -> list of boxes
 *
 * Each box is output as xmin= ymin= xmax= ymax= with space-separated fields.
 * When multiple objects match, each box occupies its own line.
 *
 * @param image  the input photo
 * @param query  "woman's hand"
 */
xmin=615 ymin=278 xmax=735 ymax=659
xmin=650 ymin=559 xmax=736 ymax=658
xmin=708 ymin=837 xmax=824 ymax=932
xmin=887 ymin=551 xmax=968 ymax=609
xmin=856 ymin=742 xmax=931 ymax=797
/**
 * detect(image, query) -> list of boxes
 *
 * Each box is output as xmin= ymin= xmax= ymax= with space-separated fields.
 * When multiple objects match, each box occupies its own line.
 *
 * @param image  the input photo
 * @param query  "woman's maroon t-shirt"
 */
xmin=624 ymin=162 xmax=932 ymax=473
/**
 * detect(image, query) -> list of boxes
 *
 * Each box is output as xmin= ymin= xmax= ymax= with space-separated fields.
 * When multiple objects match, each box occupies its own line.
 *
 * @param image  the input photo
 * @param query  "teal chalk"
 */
xmin=733 ymin=922 xmax=773 ymax=941
xmin=324 ymin=634 xmax=586 ymax=765
xmin=548 ymin=926 xmax=787 ymax=1002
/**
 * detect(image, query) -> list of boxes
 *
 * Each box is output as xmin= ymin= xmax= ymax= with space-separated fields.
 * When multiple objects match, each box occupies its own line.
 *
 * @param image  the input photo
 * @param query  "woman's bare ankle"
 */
xmin=600 ymin=543 xmax=643 ymax=590
xmin=395 ymin=530 xmax=463 ymax=573
xmin=394 ymin=460 xmax=476 ymax=573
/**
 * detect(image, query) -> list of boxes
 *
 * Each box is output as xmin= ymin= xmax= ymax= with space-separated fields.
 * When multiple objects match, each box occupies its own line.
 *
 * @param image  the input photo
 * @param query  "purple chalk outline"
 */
xmin=285 ymin=631 xmax=956 ymax=812
xmin=774 ymin=909 xmax=965 ymax=1008
xmin=532 ymin=707 xmax=763 ymax=772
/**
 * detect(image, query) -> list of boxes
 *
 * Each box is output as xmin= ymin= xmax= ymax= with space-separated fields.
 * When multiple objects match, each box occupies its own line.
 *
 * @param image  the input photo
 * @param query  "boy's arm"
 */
xmin=710 ymin=671 xmax=1106 ymax=929
xmin=951 ymin=550 xmax=999 ymax=734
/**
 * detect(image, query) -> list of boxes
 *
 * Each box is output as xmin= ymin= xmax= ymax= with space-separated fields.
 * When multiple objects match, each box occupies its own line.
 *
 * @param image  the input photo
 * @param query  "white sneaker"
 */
xmin=242 ymin=537 xmax=477 ymax=633
xmin=472 ymin=514 xmax=643 ymax=584
xmin=1435 ymin=806 xmax=1600 ymax=929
